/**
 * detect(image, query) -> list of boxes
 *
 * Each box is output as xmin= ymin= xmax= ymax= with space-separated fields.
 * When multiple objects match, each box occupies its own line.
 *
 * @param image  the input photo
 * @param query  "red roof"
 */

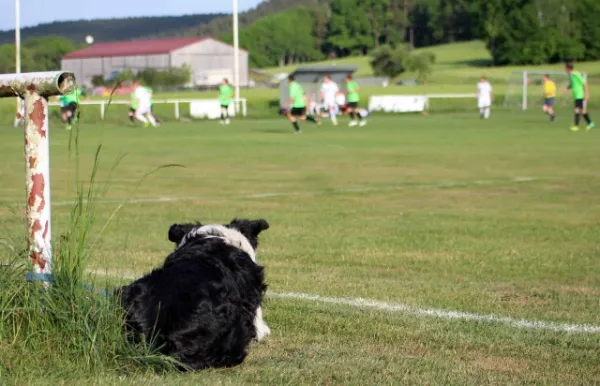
xmin=63 ymin=37 xmax=206 ymax=59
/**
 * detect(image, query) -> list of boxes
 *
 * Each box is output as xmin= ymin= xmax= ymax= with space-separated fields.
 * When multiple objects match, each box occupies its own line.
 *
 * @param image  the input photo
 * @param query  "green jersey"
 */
xmin=219 ymin=84 xmax=233 ymax=106
xmin=58 ymin=95 xmax=67 ymax=107
xmin=130 ymin=90 xmax=138 ymax=109
xmin=289 ymin=81 xmax=305 ymax=108
xmin=64 ymin=88 xmax=83 ymax=104
xmin=145 ymin=87 xmax=154 ymax=105
xmin=569 ymin=71 xmax=586 ymax=100
xmin=346 ymin=80 xmax=360 ymax=103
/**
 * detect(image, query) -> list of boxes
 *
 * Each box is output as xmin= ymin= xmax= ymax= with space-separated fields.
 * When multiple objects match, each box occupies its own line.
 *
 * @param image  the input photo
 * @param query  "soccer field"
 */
xmin=0 ymin=111 xmax=599 ymax=384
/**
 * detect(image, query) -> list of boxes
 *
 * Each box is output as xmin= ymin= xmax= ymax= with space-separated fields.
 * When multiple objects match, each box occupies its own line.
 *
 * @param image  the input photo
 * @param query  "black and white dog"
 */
xmin=117 ymin=218 xmax=271 ymax=370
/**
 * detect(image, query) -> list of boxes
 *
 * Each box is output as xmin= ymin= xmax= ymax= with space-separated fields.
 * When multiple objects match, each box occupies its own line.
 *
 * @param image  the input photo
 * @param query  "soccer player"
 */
xmin=14 ymin=100 xmax=24 ymax=128
xmin=287 ymin=75 xmax=319 ymax=134
xmin=132 ymin=80 xmax=157 ymax=128
xmin=128 ymin=84 xmax=137 ymax=125
xmin=542 ymin=74 xmax=556 ymax=121
xmin=320 ymin=75 xmax=340 ymax=126
xmin=564 ymin=62 xmax=595 ymax=131
xmin=219 ymin=78 xmax=234 ymax=125
xmin=477 ymin=76 xmax=493 ymax=119
xmin=345 ymin=75 xmax=365 ymax=126
xmin=62 ymin=87 xmax=84 ymax=130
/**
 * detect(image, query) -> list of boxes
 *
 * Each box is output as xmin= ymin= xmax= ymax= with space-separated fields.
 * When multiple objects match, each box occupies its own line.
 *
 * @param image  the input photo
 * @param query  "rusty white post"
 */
xmin=0 ymin=71 xmax=76 ymax=275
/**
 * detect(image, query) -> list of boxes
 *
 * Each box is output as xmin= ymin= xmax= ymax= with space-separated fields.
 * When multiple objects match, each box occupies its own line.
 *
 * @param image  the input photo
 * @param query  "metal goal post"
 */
xmin=0 ymin=71 xmax=76 ymax=275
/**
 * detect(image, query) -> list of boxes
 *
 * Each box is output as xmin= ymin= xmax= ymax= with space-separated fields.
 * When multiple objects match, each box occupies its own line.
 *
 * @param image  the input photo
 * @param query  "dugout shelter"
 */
xmin=279 ymin=65 xmax=358 ymax=108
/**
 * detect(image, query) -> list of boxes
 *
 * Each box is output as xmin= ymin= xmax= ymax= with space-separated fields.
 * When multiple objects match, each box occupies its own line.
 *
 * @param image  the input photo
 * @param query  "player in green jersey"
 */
xmin=219 ymin=79 xmax=234 ymax=125
xmin=128 ymin=86 xmax=138 ymax=125
xmin=287 ymin=75 xmax=319 ymax=133
xmin=62 ymin=87 xmax=84 ymax=130
xmin=564 ymin=62 xmax=595 ymax=132
xmin=345 ymin=75 xmax=366 ymax=127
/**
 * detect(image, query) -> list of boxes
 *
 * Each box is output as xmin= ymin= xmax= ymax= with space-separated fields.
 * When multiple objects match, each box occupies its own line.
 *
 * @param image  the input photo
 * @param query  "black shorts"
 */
xmin=544 ymin=98 xmax=555 ymax=107
xmin=66 ymin=102 xmax=78 ymax=113
xmin=290 ymin=107 xmax=306 ymax=117
xmin=221 ymin=104 xmax=230 ymax=109
xmin=129 ymin=107 xmax=136 ymax=113
xmin=575 ymin=99 xmax=586 ymax=110
xmin=347 ymin=102 xmax=359 ymax=108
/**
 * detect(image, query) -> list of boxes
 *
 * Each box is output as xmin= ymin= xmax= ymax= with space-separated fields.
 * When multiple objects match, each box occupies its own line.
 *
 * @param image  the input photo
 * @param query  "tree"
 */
xmin=327 ymin=0 xmax=375 ymax=56
xmin=24 ymin=36 xmax=77 ymax=71
xmin=575 ymin=0 xmax=600 ymax=60
xmin=369 ymin=44 xmax=410 ymax=78
xmin=406 ymin=51 xmax=436 ymax=83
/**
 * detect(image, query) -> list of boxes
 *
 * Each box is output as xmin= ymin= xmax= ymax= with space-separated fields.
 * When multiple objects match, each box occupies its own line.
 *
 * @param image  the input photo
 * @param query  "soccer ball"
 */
xmin=85 ymin=35 xmax=94 ymax=45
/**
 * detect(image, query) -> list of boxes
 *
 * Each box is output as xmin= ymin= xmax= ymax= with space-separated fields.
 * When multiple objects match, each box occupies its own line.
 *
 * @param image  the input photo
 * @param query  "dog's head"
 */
xmin=167 ymin=218 xmax=270 ymax=261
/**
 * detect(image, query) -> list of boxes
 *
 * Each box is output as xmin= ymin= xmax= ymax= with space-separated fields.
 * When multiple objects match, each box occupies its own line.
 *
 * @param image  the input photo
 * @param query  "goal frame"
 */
xmin=504 ymin=70 xmax=587 ymax=111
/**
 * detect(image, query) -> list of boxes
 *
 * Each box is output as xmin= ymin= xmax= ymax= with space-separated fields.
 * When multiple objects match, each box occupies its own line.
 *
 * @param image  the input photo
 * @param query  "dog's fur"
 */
xmin=117 ymin=218 xmax=270 ymax=370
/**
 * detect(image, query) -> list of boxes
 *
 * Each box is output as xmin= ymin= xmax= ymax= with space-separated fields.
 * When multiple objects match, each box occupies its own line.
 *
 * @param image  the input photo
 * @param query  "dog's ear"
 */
xmin=168 ymin=222 xmax=199 ymax=244
xmin=229 ymin=218 xmax=269 ymax=240
xmin=249 ymin=219 xmax=270 ymax=236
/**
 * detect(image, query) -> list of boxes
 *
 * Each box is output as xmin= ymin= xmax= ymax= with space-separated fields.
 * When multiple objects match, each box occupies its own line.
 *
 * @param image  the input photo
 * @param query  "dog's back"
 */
xmin=119 ymin=237 xmax=266 ymax=370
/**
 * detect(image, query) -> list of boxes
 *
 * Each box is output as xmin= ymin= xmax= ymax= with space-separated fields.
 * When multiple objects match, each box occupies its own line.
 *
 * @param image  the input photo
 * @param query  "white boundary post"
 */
xmin=522 ymin=71 xmax=528 ymax=111
xmin=0 ymin=71 xmax=76 ymax=274
xmin=233 ymin=0 xmax=241 ymax=114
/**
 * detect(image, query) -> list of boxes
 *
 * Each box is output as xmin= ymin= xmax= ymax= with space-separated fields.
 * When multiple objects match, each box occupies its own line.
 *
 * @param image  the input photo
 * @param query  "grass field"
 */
xmin=1 ymin=109 xmax=599 ymax=384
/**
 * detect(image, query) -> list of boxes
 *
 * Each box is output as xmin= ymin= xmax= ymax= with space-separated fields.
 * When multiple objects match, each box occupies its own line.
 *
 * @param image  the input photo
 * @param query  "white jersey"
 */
xmin=477 ymin=81 xmax=492 ymax=100
xmin=335 ymin=93 xmax=346 ymax=106
xmin=321 ymin=82 xmax=339 ymax=105
xmin=134 ymin=86 xmax=152 ymax=105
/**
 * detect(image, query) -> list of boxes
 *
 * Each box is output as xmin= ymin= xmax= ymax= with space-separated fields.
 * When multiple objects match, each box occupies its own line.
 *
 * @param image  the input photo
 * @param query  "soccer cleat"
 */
xmin=570 ymin=125 xmax=580 ymax=132
xmin=359 ymin=120 xmax=367 ymax=127
xmin=348 ymin=121 xmax=358 ymax=127
xmin=65 ymin=125 xmax=72 ymax=131
xmin=225 ymin=119 xmax=231 ymax=125
xmin=587 ymin=122 xmax=595 ymax=131
xmin=144 ymin=122 xmax=150 ymax=128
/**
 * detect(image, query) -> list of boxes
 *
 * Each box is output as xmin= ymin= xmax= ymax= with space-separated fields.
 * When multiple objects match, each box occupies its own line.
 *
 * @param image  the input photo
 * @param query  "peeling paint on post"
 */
xmin=0 ymin=71 xmax=75 ymax=274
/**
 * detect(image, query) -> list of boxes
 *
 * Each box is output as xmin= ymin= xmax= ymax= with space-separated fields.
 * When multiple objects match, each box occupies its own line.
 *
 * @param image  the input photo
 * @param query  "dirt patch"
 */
xmin=470 ymin=355 xmax=531 ymax=373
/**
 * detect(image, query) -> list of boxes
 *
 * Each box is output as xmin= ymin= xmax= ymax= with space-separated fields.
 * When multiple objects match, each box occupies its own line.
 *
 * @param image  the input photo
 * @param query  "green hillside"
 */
xmin=264 ymin=40 xmax=600 ymax=87
xmin=0 ymin=14 xmax=224 ymax=45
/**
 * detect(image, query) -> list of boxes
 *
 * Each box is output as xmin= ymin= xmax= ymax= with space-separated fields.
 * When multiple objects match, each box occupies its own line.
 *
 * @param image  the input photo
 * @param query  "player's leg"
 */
xmin=477 ymin=98 xmax=485 ymax=119
xmin=135 ymin=104 xmax=150 ymax=126
xmin=484 ymin=104 xmax=491 ymax=119
xmin=220 ymin=105 xmax=227 ymax=124
xmin=329 ymin=103 xmax=338 ymax=126
xmin=547 ymin=99 xmax=556 ymax=121
xmin=581 ymin=100 xmax=595 ymax=130
xmin=571 ymin=100 xmax=583 ymax=131
xmin=348 ymin=103 xmax=358 ymax=126
xmin=224 ymin=104 xmax=230 ymax=124
xmin=288 ymin=109 xmax=301 ymax=133
xmin=356 ymin=105 xmax=366 ymax=126
xmin=129 ymin=108 xmax=136 ymax=124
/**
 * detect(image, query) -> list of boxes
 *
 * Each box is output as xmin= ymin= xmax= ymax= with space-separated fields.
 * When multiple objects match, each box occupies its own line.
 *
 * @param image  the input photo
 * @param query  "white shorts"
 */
xmin=136 ymin=102 xmax=151 ymax=115
xmin=478 ymin=98 xmax=491 ymax=108
xmin=323 ymin=97 xmax=336 ymax=109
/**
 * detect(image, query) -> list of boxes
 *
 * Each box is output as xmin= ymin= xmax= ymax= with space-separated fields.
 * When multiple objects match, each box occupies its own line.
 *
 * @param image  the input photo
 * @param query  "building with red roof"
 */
xmin=61 ymin=37 xmax=248 ymax=87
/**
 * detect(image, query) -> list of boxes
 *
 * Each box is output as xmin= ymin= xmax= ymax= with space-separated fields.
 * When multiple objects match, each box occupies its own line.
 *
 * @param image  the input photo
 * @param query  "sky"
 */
xmin=1 ymin=0 xmax=263 ymax=31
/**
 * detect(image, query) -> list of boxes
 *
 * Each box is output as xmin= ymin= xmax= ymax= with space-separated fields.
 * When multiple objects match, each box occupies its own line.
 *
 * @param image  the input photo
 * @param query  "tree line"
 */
xmin=226 ymin=0 xmax=600 ymax=68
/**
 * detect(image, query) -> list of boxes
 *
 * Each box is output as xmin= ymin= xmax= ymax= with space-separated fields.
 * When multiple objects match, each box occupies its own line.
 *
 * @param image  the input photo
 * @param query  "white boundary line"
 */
xmin=91 ymin=268 xmax=600 ymax=335
xmin=41 ymin=176 xmax=540 ymax=207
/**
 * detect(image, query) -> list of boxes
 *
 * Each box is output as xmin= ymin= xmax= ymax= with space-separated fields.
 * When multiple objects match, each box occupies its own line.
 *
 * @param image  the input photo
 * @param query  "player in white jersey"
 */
xmin=320 ymin=75 xmax=340 ymax=125
xmin=477 ymin=76 xmax=493 ymax=119
xmin=132 ymin=80 xmax=157 ymax=127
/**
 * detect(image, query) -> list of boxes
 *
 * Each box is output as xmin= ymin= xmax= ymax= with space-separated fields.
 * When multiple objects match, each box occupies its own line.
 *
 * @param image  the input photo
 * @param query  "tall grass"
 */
xmin=0 ymin=125 xmax=179 ymax=382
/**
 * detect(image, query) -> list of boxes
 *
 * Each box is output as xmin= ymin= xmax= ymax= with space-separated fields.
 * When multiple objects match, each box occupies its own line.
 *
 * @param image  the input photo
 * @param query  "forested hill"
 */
xmin=0 ymin=14 xmax=224 ymax=45
xmin=150 ymin=0 xmax=331 ymax=39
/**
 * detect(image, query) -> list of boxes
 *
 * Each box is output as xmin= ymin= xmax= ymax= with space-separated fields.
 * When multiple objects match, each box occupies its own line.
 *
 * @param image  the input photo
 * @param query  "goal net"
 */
xmin=503 ymin=70 xmax=586 ymax=110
